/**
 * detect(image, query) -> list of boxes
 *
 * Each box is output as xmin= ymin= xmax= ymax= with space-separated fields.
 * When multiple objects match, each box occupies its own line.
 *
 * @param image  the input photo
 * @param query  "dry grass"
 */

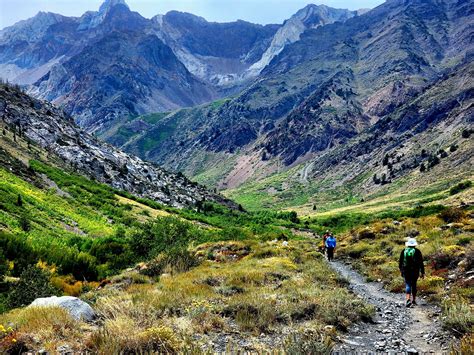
xmin=115 ymin=195 xmax=170 ymax=221
xmin=0 ymin=240 xmax=376 ymax=352
xmin=0 ymin=306 xmax=86 ymax=352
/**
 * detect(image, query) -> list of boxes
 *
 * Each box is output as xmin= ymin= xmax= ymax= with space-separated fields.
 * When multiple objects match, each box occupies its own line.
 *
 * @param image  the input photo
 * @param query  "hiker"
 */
xmin=399 ymin=238 xmax=425 ymax=307
xmin=325 ymin=233 xmax=337 ymax=261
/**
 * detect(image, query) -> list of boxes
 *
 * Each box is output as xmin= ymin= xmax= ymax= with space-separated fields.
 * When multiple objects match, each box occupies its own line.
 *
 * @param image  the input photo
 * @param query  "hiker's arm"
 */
xmin=399 ymin=251 xmax=404 ymax=276
xmin=418 ymin=250 xmax=425 ymax=277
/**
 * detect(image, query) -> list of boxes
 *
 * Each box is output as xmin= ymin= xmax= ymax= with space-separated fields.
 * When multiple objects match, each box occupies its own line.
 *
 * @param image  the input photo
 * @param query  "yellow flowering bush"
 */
xmin=0 ymin=324 xmax=14 ymax=338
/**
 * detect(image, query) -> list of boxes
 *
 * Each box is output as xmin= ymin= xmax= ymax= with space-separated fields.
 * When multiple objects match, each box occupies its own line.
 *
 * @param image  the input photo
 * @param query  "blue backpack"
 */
xmin=326 ymin=236 xmax=336 ymax=248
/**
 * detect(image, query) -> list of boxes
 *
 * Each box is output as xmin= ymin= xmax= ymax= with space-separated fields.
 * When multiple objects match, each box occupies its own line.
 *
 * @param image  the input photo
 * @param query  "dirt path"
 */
xmin=329 ymin=260 xmax=453 ymax=354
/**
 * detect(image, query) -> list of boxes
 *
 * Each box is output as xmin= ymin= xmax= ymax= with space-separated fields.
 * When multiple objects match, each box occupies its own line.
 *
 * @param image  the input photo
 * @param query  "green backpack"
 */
xmin=403 ymin=247 xmax=416 ymax=269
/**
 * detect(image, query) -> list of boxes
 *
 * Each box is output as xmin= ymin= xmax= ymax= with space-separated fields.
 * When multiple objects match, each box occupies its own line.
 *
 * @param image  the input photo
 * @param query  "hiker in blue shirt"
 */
xmin=399 ymin=238 xmax=425 ymax=307
xmin=325 ymin=233 xmax=337 ymax=261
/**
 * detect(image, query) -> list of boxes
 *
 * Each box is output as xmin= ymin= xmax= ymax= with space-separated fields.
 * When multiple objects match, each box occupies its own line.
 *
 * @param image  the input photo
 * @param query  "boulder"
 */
xmin=29 ymin=296 xmax=95 ymax=322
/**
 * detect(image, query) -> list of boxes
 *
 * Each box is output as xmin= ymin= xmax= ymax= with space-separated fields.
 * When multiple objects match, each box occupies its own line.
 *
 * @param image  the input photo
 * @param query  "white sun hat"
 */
xmin=405 ymin=238 xmax=418 ymax=247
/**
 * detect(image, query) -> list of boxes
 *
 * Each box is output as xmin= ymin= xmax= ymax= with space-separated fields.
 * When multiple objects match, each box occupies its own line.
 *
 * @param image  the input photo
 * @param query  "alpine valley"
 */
xmin=2 ymin=0 xmax=472 ymax=212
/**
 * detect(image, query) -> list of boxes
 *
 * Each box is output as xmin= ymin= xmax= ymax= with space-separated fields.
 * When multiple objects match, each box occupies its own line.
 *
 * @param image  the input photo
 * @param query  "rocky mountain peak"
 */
xmin=79 ymin=0 xmax=131 ymax=29
xmin=164 ymin=11 xmax=208 ymax=25
xmin=99 ymin=0 xmax=129 ymax=14
xmin=0 ymin=11 xmax=65 ymax=42
xmin=246 ymin=4 xmax=356 ymax=77
xmin=295 ymin=4 xmax=356 ymax=27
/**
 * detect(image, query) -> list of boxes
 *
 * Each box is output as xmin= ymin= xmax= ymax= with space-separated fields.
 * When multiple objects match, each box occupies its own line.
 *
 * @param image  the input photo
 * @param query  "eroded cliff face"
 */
xmin=247 ymin=5 xmax=357 ymax=77
xmin=0 ymin=84 xmax=237 ymax=209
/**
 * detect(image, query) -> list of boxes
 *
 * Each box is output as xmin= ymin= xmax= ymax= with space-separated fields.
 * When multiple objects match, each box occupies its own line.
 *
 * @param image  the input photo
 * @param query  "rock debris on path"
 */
xmin=329 ymin=260 xmax=453 ymax=354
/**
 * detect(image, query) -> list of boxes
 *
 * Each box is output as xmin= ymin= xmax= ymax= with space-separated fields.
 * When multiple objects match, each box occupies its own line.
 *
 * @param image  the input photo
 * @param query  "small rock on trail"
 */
xmin=329 ymin=260 xmax=452 ymax=354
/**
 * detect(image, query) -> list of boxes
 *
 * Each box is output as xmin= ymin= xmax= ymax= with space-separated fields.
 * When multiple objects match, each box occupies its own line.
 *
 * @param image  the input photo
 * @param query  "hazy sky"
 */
xmin=0 ymin=0 xmax=385 ymax=29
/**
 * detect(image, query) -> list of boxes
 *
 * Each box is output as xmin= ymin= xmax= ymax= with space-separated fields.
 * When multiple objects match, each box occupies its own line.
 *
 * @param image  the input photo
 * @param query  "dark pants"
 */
xmin=404 ymin=273 xmax=419 ymax=296
xmin=327 ymin=247 xmax=335 ymax=261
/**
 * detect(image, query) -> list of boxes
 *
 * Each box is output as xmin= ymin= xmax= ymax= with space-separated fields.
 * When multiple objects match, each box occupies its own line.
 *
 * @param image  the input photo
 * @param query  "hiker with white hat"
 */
xmin=399 ymin=238 xmax=425 ymax=307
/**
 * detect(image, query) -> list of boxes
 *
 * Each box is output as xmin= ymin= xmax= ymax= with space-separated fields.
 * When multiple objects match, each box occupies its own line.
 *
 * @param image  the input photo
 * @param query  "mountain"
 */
xmin=101 ymin=0 xmax=473 ymax=198
xmin=246 ymin=5 xmax=357 ymax=77
xmin=151 ymin=5 xmax=358 ymax=87
xmin=150 ymin=11 xmax=280 ymax=88
xmin=30 ymin=28 xmax=216 ymax=131
xmin=0 ymin=0 xmax=217 ymax=131
xmin=0 ymin=0 xmax=359 ymax=132
xmin=0 ymin=83 xmax=235 ymax=209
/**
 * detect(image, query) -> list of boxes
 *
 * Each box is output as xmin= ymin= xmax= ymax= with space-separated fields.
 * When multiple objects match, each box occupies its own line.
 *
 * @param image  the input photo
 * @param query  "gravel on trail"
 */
xmin=329 ymin=260 xmax=453 ymax=354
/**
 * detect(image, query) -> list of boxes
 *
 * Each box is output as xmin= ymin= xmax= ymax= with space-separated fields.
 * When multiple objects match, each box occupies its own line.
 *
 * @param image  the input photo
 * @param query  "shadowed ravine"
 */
xmin=329 ymin=260 xmax=453 ymax=354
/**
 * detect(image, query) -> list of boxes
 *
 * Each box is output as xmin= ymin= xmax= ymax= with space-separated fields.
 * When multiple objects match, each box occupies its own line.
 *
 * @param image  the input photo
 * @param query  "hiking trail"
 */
xmin=328 ymin=260 xmax=454 ymax=354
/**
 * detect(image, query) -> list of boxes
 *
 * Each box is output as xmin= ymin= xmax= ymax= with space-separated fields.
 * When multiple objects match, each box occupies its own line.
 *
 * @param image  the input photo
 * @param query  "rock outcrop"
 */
xmin=29 ymin=296 xmax=95 ymax=322
xmin=0 ymin=84 xmax=237 ymax=209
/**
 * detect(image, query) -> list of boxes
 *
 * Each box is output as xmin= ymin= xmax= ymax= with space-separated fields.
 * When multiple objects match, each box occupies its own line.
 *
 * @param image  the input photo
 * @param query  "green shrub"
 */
xmin=19 ymin=213 xmax=31 ymax=232
xmin=131 ymin=217 xmax=205 ymax=259
xmin=0 ymin=232 xmax=38 ymax=276
xmin=438 ymin=207 xmax=465 ymax=223
xmin=16 ymin=194 xmax=22 ymax=207
xmin=0 ymin=253 xmax=7 ymax=284
xmin=7 ymin=266 xmax=60 ymax=308
xmin=449 ymin=181 xmax=472 ymax=195
xmin=140 ymin=248 xmax=200 ymax=277
xmin=283 ymin=329 xmax=333 ymax=354
xmin=89 ymin=237 xmax=134 ymax=276
xmin=442 ymin=297 xmax=474 ymax=334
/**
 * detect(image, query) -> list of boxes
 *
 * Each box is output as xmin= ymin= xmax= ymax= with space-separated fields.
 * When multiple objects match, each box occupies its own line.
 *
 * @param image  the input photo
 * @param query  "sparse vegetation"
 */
xmin=442 ymin=297 xmax=474 ymax=334
xmin=0 ymin=240 xmax=374 ymax=352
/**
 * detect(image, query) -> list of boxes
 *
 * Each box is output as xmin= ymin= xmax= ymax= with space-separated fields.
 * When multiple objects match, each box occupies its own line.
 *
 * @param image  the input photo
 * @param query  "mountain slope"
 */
xmin=247 ymin=5 xmax=357 ymax=77
xmin=102 ymin=0 xmax=473 ymax=195
xmin=151 ymin=11 xmax=280 ymax=88
xmin=0 ymin=83 xmax=235 ymax=209
xmin=226 ymin=61 xmax=474 ymax=210
xmin=31 ymin=29 xmax=215 ymax=131
xmin=151 ymin=5 xmax=359 ymax=87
